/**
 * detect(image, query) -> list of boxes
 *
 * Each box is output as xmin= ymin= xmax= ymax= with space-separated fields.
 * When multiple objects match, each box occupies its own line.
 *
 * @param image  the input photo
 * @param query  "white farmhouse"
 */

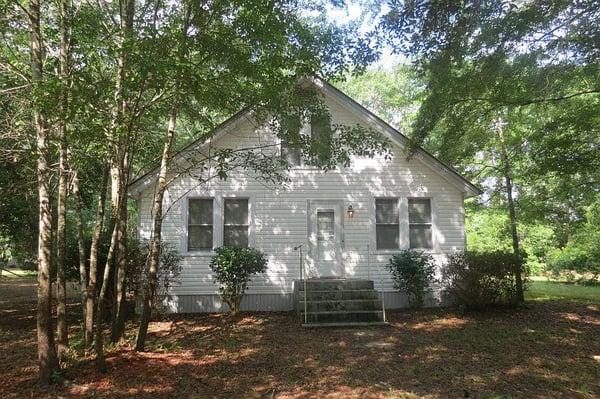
xmin=129 ymin=77 xmax=480 ymax=324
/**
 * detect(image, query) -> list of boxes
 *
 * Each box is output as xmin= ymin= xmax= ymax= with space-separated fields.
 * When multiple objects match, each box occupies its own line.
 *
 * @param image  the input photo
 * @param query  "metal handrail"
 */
xmin=294 ymin=244 xmax=307 ymax=324
xmin=367 ymin=243 xmax=386 ymax=323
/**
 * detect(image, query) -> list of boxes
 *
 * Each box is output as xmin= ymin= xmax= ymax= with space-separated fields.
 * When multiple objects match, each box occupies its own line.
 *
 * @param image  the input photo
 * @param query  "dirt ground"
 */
xmin=1 ymin=293 xmax=599 ymax=399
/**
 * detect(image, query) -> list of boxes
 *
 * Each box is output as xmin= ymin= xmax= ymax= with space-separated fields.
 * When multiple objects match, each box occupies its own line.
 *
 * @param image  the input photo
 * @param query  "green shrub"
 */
xmin=386 ymin=250 xmax=437 ymax=308
xmin=209 ymin=246 xmax=268 ymax=315
xmin=442 ymin=251 xmax=522 ymax=309
xmin=127 ymin=240 xmax=183 ymax=303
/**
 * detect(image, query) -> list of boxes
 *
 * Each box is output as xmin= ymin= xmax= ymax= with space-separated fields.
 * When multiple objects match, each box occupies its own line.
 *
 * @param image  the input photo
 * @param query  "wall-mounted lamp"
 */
xmin=347 ymin=205 xmax=354 ymax=218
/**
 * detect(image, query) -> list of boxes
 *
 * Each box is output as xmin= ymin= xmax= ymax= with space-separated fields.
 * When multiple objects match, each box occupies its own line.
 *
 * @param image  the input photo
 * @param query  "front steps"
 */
xmin=294 ymin=279 xmax=387 ymax=327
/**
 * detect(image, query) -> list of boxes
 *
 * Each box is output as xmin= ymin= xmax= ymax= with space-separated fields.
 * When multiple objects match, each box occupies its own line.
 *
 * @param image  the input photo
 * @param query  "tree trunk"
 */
xmin=111 ymin=179 xmax=129 ymax=343
xmin=95 ymin=0 xmax=134 ymax=367
xmin=72 ymin=171 xmax=88 ymax=327
xmin=135 ymin=1 xmax=190 ymax=352
xmin=94 ymin=218 xmax=120 ymax=372
xmin=86 ymin=167 xmax=108 ymax=347
xmin=135 ymin=109 xmax=178 ymax=351
xmin=94 ymin=153 xmax=122 ymax=370
xmin=107 ymin=161 xmax=121 ymax=330
xmin=496 ymin=118 xmax=525 ymax=303
xmin=29 ymin=0 xmax=59 ymax=383
xmin=56 ymin=0 xmax=70 ymax=358
xmin=56 ymin=135 xmax=68 ymax=359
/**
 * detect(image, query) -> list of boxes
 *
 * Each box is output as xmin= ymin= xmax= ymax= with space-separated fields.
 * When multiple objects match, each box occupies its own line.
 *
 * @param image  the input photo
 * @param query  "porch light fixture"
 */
xmin=346 ymin=205 xmax=354 ymax=218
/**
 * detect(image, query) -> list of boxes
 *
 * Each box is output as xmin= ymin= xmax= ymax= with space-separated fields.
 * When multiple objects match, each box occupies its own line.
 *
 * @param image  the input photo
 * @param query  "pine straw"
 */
xmin=1 ymin=299 xmax=599 ymax=398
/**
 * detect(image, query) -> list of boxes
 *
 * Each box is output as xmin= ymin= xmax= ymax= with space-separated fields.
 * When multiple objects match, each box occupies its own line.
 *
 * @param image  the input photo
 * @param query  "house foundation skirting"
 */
xmin=160 ymin=289 xmax=450 ymax=313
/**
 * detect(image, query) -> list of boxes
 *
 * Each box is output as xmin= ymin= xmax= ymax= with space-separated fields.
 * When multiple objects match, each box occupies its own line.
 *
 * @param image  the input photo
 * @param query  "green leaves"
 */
xmin=377 ymin=1 xmax=599 ymax=272
xmin=386 ymin=250 xmax=437 ymax=309
xmin=442 ymin=251 xmax=523 ymax=309
xmin=209 ymin=246 xmax=268 ymax=314
xmin=381 ymin=0 xmax=600 ymax=151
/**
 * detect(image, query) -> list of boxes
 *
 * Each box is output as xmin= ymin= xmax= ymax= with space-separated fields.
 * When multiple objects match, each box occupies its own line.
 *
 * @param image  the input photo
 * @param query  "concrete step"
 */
xmin=298 ymin=299 xmax=383 ymax=312
xmin=299 ymin=289 xmax=380 ymax=301
xmin=298 ymin=279 xmax=374 ymax=292
xmin=300 ymin=310 xmax=384 ymax=324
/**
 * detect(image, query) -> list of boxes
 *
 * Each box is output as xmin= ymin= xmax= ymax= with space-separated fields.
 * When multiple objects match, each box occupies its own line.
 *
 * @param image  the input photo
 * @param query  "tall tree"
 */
xmin=85 ymin=166 xmax=107 ymax=348
xmin=71 ymin=169 xmax=88 ymax=329
xmin=135 ymin=1 xmax=191 ymax=351
xmin=28 ymin=0 xmax=59 ymax=383
xmin=380 ymin=0 xmax=600 ymax=299
xmin=94 ymin=0 xmax=135 ymax=371
xmin=55 ymin=0 xmax=71 ymax=357
xmin=494 ymin=117 xmax=524 ymax=301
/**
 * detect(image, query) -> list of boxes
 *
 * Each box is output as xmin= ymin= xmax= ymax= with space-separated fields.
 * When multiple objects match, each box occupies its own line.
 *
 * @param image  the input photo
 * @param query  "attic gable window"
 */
xmin=188 ymin=198 xmax=213 ymax=251
xmin=408 ymin=198 xmax=432 ymax=249
xmin=281 ymin=140 xmax=301 ymax=166
xmin=310 ymin=113 xmax=332 ymax=160
xmin=279 ymin=113 xmax=303 ymax=167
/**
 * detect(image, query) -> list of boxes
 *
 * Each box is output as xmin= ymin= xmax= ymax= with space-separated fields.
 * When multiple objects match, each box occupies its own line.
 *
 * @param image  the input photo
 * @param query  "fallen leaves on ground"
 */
xmin=1 ymin=300 xmax=599 ymax=398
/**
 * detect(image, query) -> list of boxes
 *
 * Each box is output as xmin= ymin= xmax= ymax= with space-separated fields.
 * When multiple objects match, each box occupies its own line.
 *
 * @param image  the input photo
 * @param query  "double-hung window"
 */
xmin=223 ymin=198 xmax=249 ymax=247
xmin=310 ymin=113 xmax=332 ymax=160
xmin=280 ymin=114 xmax=302 ymax=167
xmin=188 ymin=198 xmax=213 ymax=251
xmin=408 ymin=198 xmax=432 ymax=249
xmin=375 ymin=198 xmax=399 ymax=250
xmin=281 ymin=140 xmax=301 ymax=166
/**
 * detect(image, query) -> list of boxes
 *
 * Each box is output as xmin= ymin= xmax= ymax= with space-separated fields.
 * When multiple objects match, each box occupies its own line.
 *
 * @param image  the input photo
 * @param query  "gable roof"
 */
xmin=128 ymin=76 xmax=482 ymax=198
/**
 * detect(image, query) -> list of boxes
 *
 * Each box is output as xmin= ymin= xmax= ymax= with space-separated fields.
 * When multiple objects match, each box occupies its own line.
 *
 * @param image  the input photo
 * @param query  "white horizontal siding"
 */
xmin=138 ymin=92 xmax=466 ymax=298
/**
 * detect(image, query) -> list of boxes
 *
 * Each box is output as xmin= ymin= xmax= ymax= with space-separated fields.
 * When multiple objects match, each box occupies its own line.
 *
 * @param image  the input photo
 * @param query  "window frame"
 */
xmin=374 ymin=197 xmax=401 ymax=251
xmin=222 ymin=197 xmax=250 ymax=248
xmin=310 ymin=113 xmax=333 ymax=161
xmin=279 ymin=121 xmax=311 ymax=168
xmin=280 ymin=139 xmax=302 ymax=167
xmin=372 ymin=196 xmax=436 ymax=253
xmin=186 ymin=197 xmax=215 ymax=253
xmin=183 ymin=195 xmax=254 ymax=256
xmin=407 ymin=197 xmax=434 ymax=250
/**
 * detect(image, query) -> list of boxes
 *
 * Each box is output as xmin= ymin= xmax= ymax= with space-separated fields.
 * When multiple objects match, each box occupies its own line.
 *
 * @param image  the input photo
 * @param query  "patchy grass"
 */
xmin=527 ymin=280 xmax=600 ymax=302
xmin=1 ymin=289 xmax=599 ymax=398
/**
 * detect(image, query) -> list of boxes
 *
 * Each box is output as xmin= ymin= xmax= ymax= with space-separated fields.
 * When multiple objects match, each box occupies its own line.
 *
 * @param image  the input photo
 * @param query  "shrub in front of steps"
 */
xmin=386 ymin=250 xmax=437 ymax=308
xmin=209 ymin=246 xmax=267 ymax=315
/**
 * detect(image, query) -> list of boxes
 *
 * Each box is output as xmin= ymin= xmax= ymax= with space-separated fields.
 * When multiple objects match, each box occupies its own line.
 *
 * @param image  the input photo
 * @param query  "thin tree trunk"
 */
xmin=135 ymin=4 xmax=190 ymax=351
xmin=94 ymin=217 xmax=120 ymax=372
xmin=135 ymin=108 xmax=178 ymax=351
xmin=85 ymin=167 xmax=108 ymax=347
xmin=107 ymin=162 xmax=121 ymax=329
xmin=29 ymin=0 xmax=59 ymax=383
xmin=72 ymin=171 xmax=88 ymax=327
xmin=496 ymin=118 xmax=525 ymax=303
xmin=95 ymin=0 xmax=134 ymax=368
xmin=56 ymin=0 xmax=70 ymax=358
xmin=56 ymin=135 xmax=68 ymax=358
xmin=111 ymin=174 xmax=129 ymax=343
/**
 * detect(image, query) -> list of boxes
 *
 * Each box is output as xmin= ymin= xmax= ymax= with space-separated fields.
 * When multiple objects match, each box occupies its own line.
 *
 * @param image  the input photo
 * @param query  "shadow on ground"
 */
xmin=1 ymin=299 xmax=599 ymax=398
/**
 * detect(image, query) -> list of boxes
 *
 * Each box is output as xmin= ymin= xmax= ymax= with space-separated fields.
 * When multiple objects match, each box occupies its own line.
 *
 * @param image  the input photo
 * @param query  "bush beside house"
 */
xmin=209 ymin=246 xmax=268 ymax=315
xmin=442 ymin=251 xmax=522 ymax=309
xmin=386 ymin=250 xmax=437 ymax=308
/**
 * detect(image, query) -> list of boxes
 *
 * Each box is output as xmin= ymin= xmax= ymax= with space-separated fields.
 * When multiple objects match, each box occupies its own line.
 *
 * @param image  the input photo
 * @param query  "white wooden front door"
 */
xmin=308 ymin=200 xmax=344 ymax=277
